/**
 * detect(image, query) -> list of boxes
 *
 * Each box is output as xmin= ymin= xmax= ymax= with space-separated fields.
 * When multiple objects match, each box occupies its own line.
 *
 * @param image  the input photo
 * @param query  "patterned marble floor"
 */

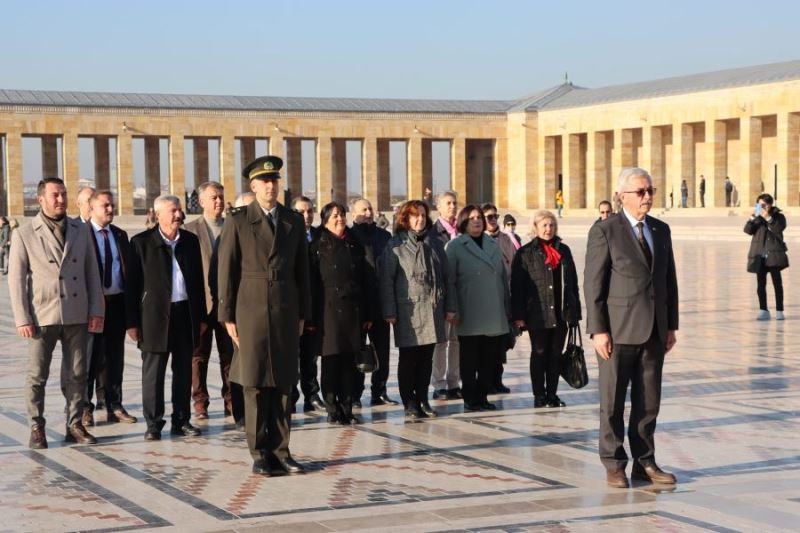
xmin=0 ymin=226 xmax=798 ymax=532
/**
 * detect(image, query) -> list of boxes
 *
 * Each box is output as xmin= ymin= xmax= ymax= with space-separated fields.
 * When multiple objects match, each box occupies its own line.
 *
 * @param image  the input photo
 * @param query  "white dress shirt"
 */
xmin=621 ymin=208 xmax=653 ymax=253
xmin=90 ymin=220 xmax=124 ymax=295
xmin=158 ymin=228 xmax=189 ymax=303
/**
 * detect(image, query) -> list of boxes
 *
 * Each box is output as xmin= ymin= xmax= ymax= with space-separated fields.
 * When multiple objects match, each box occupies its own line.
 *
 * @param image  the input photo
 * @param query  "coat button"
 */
xmin=59 ymin=276 xmax=63 ymax=280
xmin=549 ymin=285 xmax=553 ymax=289
xmin=550 ymin=305 xmax=554 ymax=309
xmin=60 ymin=294 xmax=65 ymax=298
xmin=73 ymin=293 xmax=78 ymax=297
xmin=73 ymin=259 xmax=77 ymax=263
xmin=73 ymin=277 xmax=77 ymax=281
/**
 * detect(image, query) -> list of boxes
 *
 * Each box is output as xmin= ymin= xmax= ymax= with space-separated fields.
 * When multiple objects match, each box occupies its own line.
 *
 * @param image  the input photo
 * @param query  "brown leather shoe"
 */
xmin=29 ymin=424 xmax=48 ymax=449
xmin=606 ymin=468 xmax=630 ymax=488
xmin=632 ymin=463 xmax=676 ymax=484
xmin=81 ymin=408 xmax=94 ymax=427
xmin=108 ymin=407 xmax=137 ymax=424
xmin=65 ymin=423 xmax=97 ymax=445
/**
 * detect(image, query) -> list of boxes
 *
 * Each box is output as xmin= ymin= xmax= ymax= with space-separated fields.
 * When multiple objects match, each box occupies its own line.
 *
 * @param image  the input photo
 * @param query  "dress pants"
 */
xmin=292 ymin=328 xmax=321 ymax=404
xmin=87 ymin=294 xmax=126 ymax=411
xmin=397 ymin=344 xmax=435 ymax=407
xmin=756 ymin=267 xmax=784 ymax=311
xmin=243 ymin=385 xmax=291 ymax=461
xmin=597 ymin=324 xmax=665 ymax=470
xmin=141 ymin=301 xmax=193 ymax=432
xmin=321 ymin=353 xmax=356 ymax=417
xmin=457 ymin=335 xmax=501 ymax=406
xmin=191 ymin=317 xmax=235 ymax=414
xmin=353 ymin=320 xmax=391 ymax=399
xmin=431 ymin=322 xmax=460 ymax=390
xmin=26 ymin=324 xmax=88 ymax=428
xmin=529 ymin=323 xmax=568 ymax=398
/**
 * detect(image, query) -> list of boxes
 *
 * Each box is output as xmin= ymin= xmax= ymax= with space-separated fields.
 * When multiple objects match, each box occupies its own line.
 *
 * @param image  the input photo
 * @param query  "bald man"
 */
xmin=75 ymin=186 xmax=95 ymax=224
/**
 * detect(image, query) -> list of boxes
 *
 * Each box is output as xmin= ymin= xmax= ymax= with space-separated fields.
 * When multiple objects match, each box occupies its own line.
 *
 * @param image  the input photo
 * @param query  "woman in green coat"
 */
xmin=446 ymin=205 xmax=510 ymax=411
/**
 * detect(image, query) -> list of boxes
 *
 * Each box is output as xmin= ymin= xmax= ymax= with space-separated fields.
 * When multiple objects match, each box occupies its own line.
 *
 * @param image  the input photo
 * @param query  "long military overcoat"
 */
xmin=216 ymin=202 xmax=310 ymax=388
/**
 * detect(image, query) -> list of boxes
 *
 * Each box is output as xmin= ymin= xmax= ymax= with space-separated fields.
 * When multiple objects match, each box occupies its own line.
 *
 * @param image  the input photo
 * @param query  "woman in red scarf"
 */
xmin=510 ymin=210 xmax=581 ymax=408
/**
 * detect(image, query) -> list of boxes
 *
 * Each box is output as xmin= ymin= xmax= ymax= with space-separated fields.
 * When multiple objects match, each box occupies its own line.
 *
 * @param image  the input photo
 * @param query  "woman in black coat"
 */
xmin=744 ymin=193 xmax=789 ymax=321
xmin=309 ymin=202 xmax=374 ymax=425
xmin=511 ymin=210 xmax=581 ymax=408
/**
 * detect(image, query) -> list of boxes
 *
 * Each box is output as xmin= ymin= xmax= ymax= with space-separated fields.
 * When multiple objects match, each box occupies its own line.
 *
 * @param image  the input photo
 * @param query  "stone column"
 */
xmin=0 ymin=136 xmax=5 ymax=216
xmin=193 ymin=137 xmax=209 ymax=183
xmin=377 ymin=139 xmax=390 ymax=210
xmin=362 ymin=137 xmax=378 ymax=206
xmin=117 ymin=134 xmax=134 ymax=215
xmin=451 ymin=137 xmax=466 ymax=200
xmin=407 ymin=136 xmax=423 ymax=201
xmin=586 ymin=131 xmax=604 ymax=209
xmin=317 ymin=137 xmax=333 ymax=204
xmin=62 ymin=132 xmax=80 ymax=214
xmin=422 ymin=138 xmax=434 ymax=198
xmin=612 ymin=128 xmax=635 ymax=180
xmin=493 ymin=137 xmax=508 ymax=208
xmin=94 ymin=136 xmax=111 ymax=190
xmin=777 ymin=113 xmax=800 ymax=206
xmin=169 ymin=135 xmax=185 ymax=200
xmin=5 ymin=132 xmax=23 ymax=216
xmin=643 ymin=126 xmax=666 ymax=208
xmin=144 ymin=137 xmax=161 ymax=209
xmin=219 ymin=135 xmax=236 ymax=191
xmin=706 ymin=120 xmax=727 ymax=208
xmin=741 ymin=116 xmax=762 ymax=208
xmin=41 ymin=135 xmax=59 ymax=178
xmin=564 ymin=133 xmax=586 ymax=208
xmin=286 ymin=138 xmax=303 ymax=200
xmin=240 ymin=138 xmax=256 ymax=192
xmin=269 ymin=134 xmax=285 ymax=161
xmin=331 ymin=138 xmax=347 ymax=204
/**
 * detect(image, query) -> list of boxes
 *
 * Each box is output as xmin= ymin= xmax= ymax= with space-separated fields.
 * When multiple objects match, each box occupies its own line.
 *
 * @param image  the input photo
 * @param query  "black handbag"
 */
xmin=356 ymin=341 xmax=379 ymax=373
xmin=560 ymin=324 xmax=589 ymax=389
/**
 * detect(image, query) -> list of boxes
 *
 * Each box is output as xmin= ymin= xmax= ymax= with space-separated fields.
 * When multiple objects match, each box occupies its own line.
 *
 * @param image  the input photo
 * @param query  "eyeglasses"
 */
xmin=622 ymin=187 xmax=657 ymax=198
xmin=485 ymin=214 xmax=499 ymax=221
xmin=599 ymin=210 xmax=612 ymax=215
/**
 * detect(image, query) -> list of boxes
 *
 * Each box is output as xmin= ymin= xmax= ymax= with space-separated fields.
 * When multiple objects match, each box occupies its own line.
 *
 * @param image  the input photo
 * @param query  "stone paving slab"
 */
xmin=0 ymin=237 xmax=797 ymax=532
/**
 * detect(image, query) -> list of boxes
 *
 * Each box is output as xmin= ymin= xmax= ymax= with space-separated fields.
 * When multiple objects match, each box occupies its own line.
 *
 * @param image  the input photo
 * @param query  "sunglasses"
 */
xmin=485 ymin=214 xmax=499 ymax=221
xmin=599 ymin=210 xmax=612 ymax=215
xmin=622 ymin=187 xmax=657 ymax=198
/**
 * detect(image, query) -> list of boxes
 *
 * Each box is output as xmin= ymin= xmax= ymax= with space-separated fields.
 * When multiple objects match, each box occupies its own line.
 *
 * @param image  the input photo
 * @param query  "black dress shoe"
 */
xmin=419 ymin=402 xmax=438 ymax=417
xmin=327 ymin=413 xmax=342 ymax=424
xmin=267 ymin=454 xmax=306 ymax=475
xmin=446 ymin=388 xmax=463 ymax=400
xmin=170 ymin=422 xmax=201 ymax=437
xmin=464 ymin=403 xmax=483 ymax=412
xmin=533 ymin=396 xmax=547 ymax=408
xmin=252 ymin=458 xmax=271 ymax=475
xmin=480 ymin=401 xmax=497 ymax=411
xmin=340 ymin=414 xmax=362 ymax=426
xmin=144 ymin=429 xmax=162 ymax=441
xmin=546 ymin=395 xmax=566 ymax=407
xmin=404 ymin=406 xmax=426 ymax=420
xmin=432 ymin=389 xmax=448 ymax=400
xmin=495 ymin=384 xmax=511 ymax=394
xmin=370 ymin=393 xmax=399 ymax=406
xmin=352 ymin=399 xmax=362 ymax=409
xmin=304 ymin=395 xmax=326 ymax=412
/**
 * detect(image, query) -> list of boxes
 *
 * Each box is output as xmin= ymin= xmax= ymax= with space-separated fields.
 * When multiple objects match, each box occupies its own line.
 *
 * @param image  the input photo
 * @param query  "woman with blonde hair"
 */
xmin=511 ymin=210 xmax=581 ymax=408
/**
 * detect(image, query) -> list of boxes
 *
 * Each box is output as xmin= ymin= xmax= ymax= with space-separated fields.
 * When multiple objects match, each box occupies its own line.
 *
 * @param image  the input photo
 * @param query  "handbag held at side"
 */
xmin=356 ymin=341 xmax=379 ymax=373
xmin=560 ymin=324 xmax=589 ymax=389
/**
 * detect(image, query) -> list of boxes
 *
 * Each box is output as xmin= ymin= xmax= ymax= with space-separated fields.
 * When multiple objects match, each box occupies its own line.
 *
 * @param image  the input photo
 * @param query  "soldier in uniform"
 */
xmin=217 ymin=156 xmax=311 ymax=476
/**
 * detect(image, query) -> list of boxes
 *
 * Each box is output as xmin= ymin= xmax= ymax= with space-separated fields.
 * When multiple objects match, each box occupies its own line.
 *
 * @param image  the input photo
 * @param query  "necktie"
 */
xmin=266 ymin=212 xmax=275 ymax=231
xmin=100 ymin=229 xmax=112 ymax=288
xmin=636 ymin=222 xmax=653 ymax=269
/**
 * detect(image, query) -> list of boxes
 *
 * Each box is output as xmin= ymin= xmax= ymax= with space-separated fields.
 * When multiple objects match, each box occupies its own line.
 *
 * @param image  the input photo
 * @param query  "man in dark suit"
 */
xmin=125 ymin=195 xmax=207 ymax=441
xmin=349 ymin=197 xmax=398 ymax=407
xmin=83 ymin=190 xmax=137 ymax=426
xmin=217 ymin=155 xmax=310 ymax=476
xmin=584 ymin=167 xmax=679 ymax=488
xmin=184 ymin=181 xmax=236 ymax=421
xmin=290 ymin=195 xmax=325 ymax=413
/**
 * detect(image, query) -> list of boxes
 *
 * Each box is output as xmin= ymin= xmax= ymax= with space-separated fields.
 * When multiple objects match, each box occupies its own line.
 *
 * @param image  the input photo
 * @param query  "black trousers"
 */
xmin=597 ymin=325 xmax=665 ymax=470
xmin=397 ymin=344 xmax=435 ymax=407
xmin=243 ymin=385 xmax=291 ymax=461
xmin=458 ymin=335 xmax=502 ymax=405
xmin=353 ymin=320 xmax=391 ymax=399
xmin=87 ymin=293 xmax=126 ymax=411
xmin=529 ymin=324 xmax=568 ymax=398
xmin=191 ymin=317 xmax=235 ymax=414
xmin=292 ymin=329 xmax=321 ymax=404
xmin=141 ymin=301 xmax=193 ymax=432
xmin=756 ymin=268 xmax=784 ymax=311
xmin=322 ymin=353 xmax=356 ymax=416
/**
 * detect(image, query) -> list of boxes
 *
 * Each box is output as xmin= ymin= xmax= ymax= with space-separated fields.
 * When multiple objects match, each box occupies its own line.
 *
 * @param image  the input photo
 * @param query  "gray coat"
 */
xmin=380 ymin=230 xmax=456 ymax=347
xmin=445 ymin=234 xmax=510 ymax=337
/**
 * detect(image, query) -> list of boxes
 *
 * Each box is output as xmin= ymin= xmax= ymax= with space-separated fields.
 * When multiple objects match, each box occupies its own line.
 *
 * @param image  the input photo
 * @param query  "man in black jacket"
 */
xmin=125 ymin=195 xmax=207 ymax=441
xmin=349 ymin=197 xmax=398 ymax=407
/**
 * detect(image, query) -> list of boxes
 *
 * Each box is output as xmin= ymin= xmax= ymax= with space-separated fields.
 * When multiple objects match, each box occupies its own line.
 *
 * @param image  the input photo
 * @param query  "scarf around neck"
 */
xmin=540 ymin=239 xmax=561 ymax=269
xmin=437 ymin=217 xmax=457 ymax=240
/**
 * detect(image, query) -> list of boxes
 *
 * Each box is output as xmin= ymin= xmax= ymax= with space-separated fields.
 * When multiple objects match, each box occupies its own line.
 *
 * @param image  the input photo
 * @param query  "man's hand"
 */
xmin=666 ymin=330 xmax=677 ymax=353
xmin=385 ymin=316 xmax=397 ymax=325
xmin=592 ymin=332 xmax=613 ymax=360
xmin=225 ymin=321 xmax=239 ymax=348
xmin=88 ymin=316 xmax=104 ymax=334
xmin=126 ymin=327 xmax=140 ymax=342
xmin=514 ymin=320 xmax=526 ymax=329
xmin=199 ymin=321 xmax=208 ymax=336
xmin=17 ymin=324 xmax=36 ymax=338
xmin=298 ymin=320 xmax=305 ymax=337
xmin=445 ymin=312 xmax=459 ymax=325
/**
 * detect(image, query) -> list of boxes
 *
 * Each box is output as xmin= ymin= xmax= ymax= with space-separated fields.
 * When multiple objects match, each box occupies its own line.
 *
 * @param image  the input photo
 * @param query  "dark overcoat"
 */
xmin=510 ymin=237 xmax=581 ymax=330
xmin=124 ymin=227 xmax=206 ymax=353
xmin=744 ymin=209 xmax=789 ymax=272
xmin=309 ymin=228 xmax=374 ymax=356
xmin=216 ymin=202 xmax=310 ymax=388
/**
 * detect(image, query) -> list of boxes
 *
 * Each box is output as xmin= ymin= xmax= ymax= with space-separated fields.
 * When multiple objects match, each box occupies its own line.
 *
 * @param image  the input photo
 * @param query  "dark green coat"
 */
xmin=216 ymin=202 xmax=310 ymax=388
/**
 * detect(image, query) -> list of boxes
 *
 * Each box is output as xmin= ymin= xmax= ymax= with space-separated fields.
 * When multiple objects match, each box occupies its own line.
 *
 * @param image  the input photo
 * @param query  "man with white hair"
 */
xmin=75 ymin=186 xmax=95 ymax=223
xmin=125 ymin=195 xmax=207 ymax=441
xmin=584 ymin=167 xmax=679 ymax=488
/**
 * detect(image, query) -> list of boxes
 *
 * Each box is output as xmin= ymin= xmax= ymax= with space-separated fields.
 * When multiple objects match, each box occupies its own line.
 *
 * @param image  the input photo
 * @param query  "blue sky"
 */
xmin=3 ymin=0 xmax=798 ymax=100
